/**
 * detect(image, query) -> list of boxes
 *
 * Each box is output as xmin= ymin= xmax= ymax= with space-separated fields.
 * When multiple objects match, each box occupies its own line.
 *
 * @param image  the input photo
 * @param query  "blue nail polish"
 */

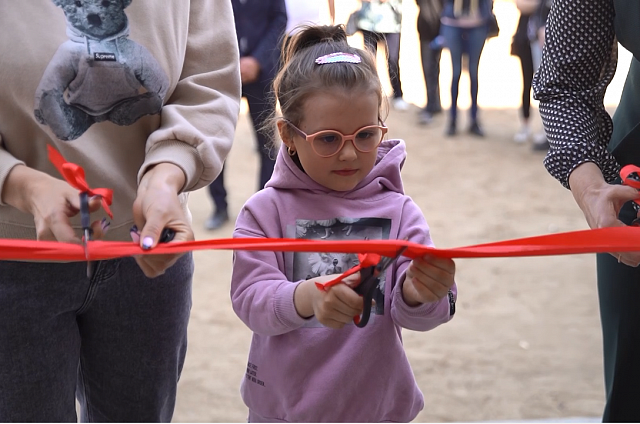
xmin=142 ymin=236 xmax=153 ymax=250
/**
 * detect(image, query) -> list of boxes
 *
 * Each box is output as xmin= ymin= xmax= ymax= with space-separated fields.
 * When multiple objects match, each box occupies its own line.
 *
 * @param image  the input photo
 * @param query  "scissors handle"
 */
xmin=354 ymin=266 xmax=378 ymax=328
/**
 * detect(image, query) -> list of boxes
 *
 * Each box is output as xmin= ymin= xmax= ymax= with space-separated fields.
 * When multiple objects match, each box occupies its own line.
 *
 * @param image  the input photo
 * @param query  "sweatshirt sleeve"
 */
xmin=230 ymin=203 xmax=311 ymax=336
xmin=390 ymin=198 xmax=457 ymax=332
xmin=138 ymin=0 xmax=242 ymax=192
xmin=0 ymin=134 xmax=25 ymax=206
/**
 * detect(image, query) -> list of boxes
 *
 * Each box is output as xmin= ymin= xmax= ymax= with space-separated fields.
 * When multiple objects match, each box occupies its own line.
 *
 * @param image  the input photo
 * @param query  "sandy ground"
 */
xmin=172 ymin=1 xmax=633 ymax=422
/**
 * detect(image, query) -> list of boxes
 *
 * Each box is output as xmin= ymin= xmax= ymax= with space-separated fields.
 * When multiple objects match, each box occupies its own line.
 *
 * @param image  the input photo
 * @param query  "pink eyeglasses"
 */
xmin=284 ymin=120 xmax=388 ymax=158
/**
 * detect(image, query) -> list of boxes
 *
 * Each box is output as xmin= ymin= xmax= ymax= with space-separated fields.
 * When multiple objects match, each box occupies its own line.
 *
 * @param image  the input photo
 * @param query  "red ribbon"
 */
xmin=0 ymin=226 xmax=639 ymax=262
xmin=47 ymin=145 xmax=114 ymax=218
xmin=0 ymin=148 xmax=637 ymax=267
xmin=316 ymin=253 xmax=381 ymax=291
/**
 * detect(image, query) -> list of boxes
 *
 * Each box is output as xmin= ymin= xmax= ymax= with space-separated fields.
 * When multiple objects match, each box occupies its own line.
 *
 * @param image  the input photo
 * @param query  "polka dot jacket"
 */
xmin=532 ymin=0 xmax=620 ymax=189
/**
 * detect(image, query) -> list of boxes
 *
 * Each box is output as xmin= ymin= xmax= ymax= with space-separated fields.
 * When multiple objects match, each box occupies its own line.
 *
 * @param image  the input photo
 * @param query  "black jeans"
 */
xmin=362 ymin=30 xmax=403 ymax=99
xmin=0 ymin=254 xmax=193 ymax=422
xmin=419 ymin=39 xmax=442 ymax=113
xmin=209 ymin=78 xmax=276 ymax=212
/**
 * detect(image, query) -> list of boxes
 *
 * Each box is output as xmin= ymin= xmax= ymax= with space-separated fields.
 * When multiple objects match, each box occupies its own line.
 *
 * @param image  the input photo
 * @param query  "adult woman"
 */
xmin=0 ymin=0 xmax=240 ymax=421
xmin=534 ymin=1 xmax=640 ymax=421
xmin=440 ymin=0 xmax=493 ymax=136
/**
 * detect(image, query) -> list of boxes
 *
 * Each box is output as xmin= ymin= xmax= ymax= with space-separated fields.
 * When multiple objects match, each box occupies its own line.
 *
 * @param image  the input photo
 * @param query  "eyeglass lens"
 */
xmin=312 ymin=127 xmax=383 ymax=157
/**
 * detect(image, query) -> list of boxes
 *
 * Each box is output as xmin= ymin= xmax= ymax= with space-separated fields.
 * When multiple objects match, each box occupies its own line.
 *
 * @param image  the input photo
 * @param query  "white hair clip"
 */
xmin=315 ymin=52 xmax=362 ymax=65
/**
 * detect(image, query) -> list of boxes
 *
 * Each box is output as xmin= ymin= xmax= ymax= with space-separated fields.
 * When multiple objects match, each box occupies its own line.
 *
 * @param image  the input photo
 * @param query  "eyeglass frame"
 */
xmin=282 ymin=119 xmax=388 ymax=158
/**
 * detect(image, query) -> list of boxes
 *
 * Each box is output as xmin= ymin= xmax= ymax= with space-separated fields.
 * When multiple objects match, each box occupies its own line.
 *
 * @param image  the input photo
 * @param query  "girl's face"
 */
xmin=281 ymin=88 xmax=381 ymax=192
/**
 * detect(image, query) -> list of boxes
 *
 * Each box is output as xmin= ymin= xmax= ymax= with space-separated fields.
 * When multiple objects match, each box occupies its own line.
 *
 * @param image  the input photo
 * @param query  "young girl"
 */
xmin=230 ymin=25 xmax=457 ymax=423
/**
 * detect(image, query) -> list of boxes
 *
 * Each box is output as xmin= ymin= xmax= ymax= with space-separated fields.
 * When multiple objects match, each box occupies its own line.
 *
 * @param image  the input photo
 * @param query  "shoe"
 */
xmin=418 ymin=110 xmax=433 ymax=125
xmin=204 ymin=208 xmax=229 ymax=230
xmin=392 ymin=97 xmax=410 ymax=111
xmin=532 ymin=139 xmax=550 ymax=152
xmin=513 ymin=126 xmax=531 ymax=143
xmin=445 ymin=121 xmax=457 ymax=136
xmin=468 ymin=121 xmax=485 ymax=137
xmin=532 ymin=132 xmax=549 ymax=152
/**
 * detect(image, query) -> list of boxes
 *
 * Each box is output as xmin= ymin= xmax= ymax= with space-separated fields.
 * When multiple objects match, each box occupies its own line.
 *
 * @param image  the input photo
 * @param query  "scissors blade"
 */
xmin=79 ymin=192 xmax=93 ymax=278
xmin=376 ymin=245 xmax=408 ymax=273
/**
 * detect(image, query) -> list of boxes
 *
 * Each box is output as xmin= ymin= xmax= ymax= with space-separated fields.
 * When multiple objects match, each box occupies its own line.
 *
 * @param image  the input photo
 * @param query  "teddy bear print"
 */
xmin=34 ymin=0 xmax=169 ymax=141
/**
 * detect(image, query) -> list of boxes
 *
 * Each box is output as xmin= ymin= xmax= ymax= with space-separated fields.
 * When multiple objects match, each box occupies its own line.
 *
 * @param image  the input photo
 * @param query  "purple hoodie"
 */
xmin=231 ymin=139 xmax=457 ymax=422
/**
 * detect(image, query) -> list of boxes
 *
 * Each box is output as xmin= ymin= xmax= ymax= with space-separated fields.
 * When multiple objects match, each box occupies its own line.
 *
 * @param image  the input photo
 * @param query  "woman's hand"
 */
xmin=132 ymin=163 xmax=194 ymax=278
xmin=294 ymin=273 xmax=364 ymax=329
xmin=2 ymin=165 xmax=104 ymax=242
xmin=569 ymin=162 xmax=640 ymax=266
xmin=402 ymin=255 xmax=455 ymax=307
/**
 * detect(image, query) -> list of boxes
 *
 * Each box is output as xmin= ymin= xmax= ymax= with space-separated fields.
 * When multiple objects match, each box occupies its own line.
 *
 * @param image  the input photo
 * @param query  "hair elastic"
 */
xmin=315 ymin=52 xmax=362 ymax=65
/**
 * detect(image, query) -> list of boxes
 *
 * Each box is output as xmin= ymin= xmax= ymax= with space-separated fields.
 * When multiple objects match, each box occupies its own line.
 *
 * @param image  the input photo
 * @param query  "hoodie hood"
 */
xmin=265 ymin=138 xmax=407 ymax=199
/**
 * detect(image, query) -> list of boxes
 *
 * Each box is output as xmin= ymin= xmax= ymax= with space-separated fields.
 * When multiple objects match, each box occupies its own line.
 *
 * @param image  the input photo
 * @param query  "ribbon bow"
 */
xmin=47 ymin=145 xmax=114 ymax=218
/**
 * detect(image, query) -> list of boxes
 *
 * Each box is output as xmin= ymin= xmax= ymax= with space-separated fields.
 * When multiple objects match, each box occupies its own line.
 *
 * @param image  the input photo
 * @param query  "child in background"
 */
xmin=230 ymin=25 xmax=457 ymax=423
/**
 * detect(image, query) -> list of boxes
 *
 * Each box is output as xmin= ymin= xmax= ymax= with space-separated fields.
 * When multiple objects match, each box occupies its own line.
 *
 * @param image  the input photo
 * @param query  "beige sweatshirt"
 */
xmin=0 ymin=0 xmax=241 ymax=241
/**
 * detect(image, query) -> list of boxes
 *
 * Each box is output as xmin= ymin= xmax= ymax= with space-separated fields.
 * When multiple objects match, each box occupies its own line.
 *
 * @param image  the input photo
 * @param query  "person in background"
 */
xmin=356 ymin=0 xmax=409 ymax=111
xmin=511 ymin=0 xmax=539 ymax=144
xmin=440 ymin=0 xmax=494 ymax=137
xmin=0 ymin=1 xmax=240 ymax=421
xmin=416 ymin=0 xmax=445 ymax=125
xmin=526 ymin=0 xmax=551 ymax=151
xmin=533 ymin=0 xmax=640 ymax=421
xmin=205 ymin=0 xmax=287 ymax=230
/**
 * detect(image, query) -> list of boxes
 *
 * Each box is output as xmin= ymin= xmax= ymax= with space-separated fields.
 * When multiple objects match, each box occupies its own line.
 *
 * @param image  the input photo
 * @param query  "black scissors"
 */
xmin=354 ymin=245 xmax=408 ymax=328
xmin=79 ymin=191 xmax=94 ymax=278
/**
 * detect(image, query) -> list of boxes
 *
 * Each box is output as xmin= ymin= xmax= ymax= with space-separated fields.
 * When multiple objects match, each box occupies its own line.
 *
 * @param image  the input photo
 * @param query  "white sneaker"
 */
xmin=392 ymin=98 xmax=410 ymax=111
xmin=513 ymin=126 xmax=531 ymax=143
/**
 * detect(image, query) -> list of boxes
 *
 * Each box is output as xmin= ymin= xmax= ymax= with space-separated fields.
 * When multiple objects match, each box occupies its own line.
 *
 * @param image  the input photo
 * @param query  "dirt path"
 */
xmin=172 ymin=1 xmax=632 ymax=421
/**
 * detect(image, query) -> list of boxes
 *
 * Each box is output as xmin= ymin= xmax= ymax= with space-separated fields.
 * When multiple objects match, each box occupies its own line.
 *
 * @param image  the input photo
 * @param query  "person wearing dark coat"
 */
xmin=206 ymin=0 xmax=287 ymax=230
xmin=416 ymin=0 xmax=445 ymax=125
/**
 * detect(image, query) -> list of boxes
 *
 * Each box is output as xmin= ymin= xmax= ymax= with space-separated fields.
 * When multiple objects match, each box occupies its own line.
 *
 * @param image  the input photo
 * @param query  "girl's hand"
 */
xmin=132 ymin=163 xmax=194 ymax=278
xmin=569 ymin=162 xmax=640 ymax=267
xmin=294 ymin=273 xmax=364 ymax=329
xmin=2 ymin=165 xmax=104 ymax=242
xmin=402 ymin=254 xmax=455 ymax=307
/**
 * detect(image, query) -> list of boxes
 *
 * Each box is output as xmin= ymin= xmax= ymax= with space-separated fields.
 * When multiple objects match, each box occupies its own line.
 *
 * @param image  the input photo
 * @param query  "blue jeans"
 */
xmin=0 ymin=253 xmax=193 ymax=422
xmin=441 ymin=23 xmax=488 ymax=122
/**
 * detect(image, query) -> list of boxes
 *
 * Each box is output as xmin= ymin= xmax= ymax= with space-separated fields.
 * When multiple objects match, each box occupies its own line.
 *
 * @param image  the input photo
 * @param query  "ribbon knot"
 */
xmin=47 ymin=145 xmax=114 ymax=218
xmin=315 ymin=252 xmax=382 ymax=291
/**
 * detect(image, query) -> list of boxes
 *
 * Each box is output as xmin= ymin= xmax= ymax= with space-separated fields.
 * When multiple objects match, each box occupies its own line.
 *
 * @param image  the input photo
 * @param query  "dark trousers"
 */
xmin=419 ymin=39 xmax=442 ymax=113
xmin=362 ymin=30 xmax=403 ymax=99
xmin=517 ymin=40 xmax=533 ymax=120
xmin=441 ymin=23 xmax=487 ymax=122
xmin=596 ymin=200 xmax=640 ymax=422
xmin=208 ymin=79 xmax=276 ymax=212
xmin=0 ymin=254 xmax=193 ymax=422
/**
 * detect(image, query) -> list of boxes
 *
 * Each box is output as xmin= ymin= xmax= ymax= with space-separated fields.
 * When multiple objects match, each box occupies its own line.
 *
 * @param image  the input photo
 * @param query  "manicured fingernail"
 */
xmin=130 ymin=230 xmax=140 ymax=243
xmin=130 ymin=225 xmax=139 ymax=234
xmin=142 ymin=237 xmax=153 ymax=250
xmin=101 ymin=218 xmax=110 ymax=232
